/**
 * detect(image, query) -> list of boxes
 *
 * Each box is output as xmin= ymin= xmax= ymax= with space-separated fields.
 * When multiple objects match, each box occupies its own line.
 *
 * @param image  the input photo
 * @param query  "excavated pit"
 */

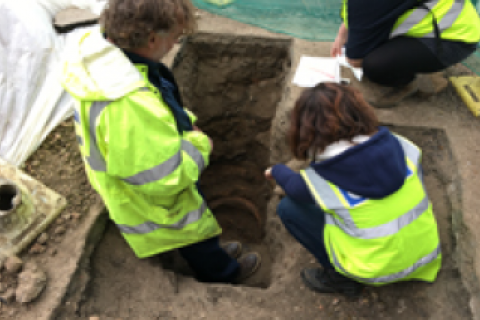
xmin=167 ymin=33 xmax=291 ymax=287
xmin=82 ymin=33 xmax=292 ymax=290
xmin=75 ymin=114 xmax=470 ymax=320
xmin=174 ymin=34 xmax=292 ymax=248
xmin=72 ymin=36 xmax=469 ymax=319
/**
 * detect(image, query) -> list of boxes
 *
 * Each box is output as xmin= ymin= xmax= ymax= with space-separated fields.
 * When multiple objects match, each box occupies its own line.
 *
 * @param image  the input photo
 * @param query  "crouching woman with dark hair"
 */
xmin=265 ymin=82 xmax=441 ymax=297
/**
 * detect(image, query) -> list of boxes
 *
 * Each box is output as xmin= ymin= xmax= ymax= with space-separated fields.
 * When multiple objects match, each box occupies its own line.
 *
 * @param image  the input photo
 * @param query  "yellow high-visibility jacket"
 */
xmin=61 ymin=28 xmax=221 ymax=258
xmin=301 ymin=135 xmax=441 ymax=285
xmin=342 ymin=0 xmax=480 ymax=43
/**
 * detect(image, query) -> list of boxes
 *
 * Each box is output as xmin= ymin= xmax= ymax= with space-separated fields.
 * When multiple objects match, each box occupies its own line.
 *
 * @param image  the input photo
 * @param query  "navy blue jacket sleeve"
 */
xmin=271 ymin=164 xmax=316 ymax=204
xmin=345 ymin=0 xmax=417 ymax=59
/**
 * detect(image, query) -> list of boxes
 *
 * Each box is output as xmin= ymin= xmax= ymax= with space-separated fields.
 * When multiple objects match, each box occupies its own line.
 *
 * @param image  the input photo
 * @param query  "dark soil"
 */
xmin=0 ymin=118 xmax=99 ymax=319
xmin=74 ymin=34 xmax=470 ymax=320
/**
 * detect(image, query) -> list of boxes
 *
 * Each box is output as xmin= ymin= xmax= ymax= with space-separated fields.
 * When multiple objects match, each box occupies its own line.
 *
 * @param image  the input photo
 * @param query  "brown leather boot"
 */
xmin=368 ymin=80 xmax=419 ymax=108
xmin=301 ymin=268 xmax=364 ymax=298
xmin=352 ymin=76 xmax=417 ymax=108
xmin=221 ymin=241 xmax=243 ymax=259
xmin=417 ymin=72 xmax=449 ymax=97
xmin=234 ymin=252 xmax=262 ymax=283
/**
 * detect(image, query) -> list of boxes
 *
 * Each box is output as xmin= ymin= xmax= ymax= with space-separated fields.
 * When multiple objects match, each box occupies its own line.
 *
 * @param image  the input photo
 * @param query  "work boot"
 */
xmin=233 ymin=252 xmax=262 ymax=283
xmin=416 ymin=72 xmax=449 ymax=98
xmin=301 ymin=268 xmax=364 ymax=298
xmin=368 ymin=80 xmax=419 ymax=108
xmin=221 ymin=241 xmax=243 ymax=259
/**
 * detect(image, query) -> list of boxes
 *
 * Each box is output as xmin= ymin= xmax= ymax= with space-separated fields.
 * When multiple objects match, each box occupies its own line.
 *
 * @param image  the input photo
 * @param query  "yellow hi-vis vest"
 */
xmin=342 ymin=0 xmax=480 ymax=44
xmin=61 ymin=29 xmax=221 ymax=258
xmin=71 ymin=77 xmax=222 ymax=258
xmin=300 ymin=135 xmax=441 ymax=285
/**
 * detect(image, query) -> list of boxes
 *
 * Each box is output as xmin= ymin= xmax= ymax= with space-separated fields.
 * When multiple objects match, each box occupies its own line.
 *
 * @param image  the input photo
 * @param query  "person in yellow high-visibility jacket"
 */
xmin=266 ymin=82 xmax=441 ymax=297
xmin=61 ymin=0 xmax=261 ymax=284
xmin=331 ymin=0 xmax=480 ymax=107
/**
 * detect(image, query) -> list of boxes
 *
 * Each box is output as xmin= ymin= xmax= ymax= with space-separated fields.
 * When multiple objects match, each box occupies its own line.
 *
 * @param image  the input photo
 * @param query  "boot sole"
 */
xmin=370 ymin=85 xmax=419 ymax=109
xmin=300 ymin=269 xmax=363 ymax=299
xmin=301 ymin=269 xmax=337 ymax=294
xmin=234 ymin=252 xmax=262 ymax=283
xmin=221 ymin=241 xmax=243 ymax=259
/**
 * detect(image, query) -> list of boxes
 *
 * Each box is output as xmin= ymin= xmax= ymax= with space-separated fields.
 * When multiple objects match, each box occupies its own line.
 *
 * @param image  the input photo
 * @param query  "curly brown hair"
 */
xmin=100 ymin=0 xmax=197 ymax=49
xmin=289 ymin=82 xmax=378 ymax=160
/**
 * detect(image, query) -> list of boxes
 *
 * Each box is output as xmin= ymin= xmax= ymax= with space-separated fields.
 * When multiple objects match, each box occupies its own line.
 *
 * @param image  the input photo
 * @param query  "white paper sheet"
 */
xmin=292 ymin=56 xmax=339 ymax=87
xmin=292 ymin=50 xmax=363 ymax=88
xmin=337 ymin=48 xmax=363 ymax=81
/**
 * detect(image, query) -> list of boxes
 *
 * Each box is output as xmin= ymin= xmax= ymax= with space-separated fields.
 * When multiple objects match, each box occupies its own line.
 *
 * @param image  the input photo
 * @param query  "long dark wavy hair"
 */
xmin=289 ymin=82 xmax=378 ymax=160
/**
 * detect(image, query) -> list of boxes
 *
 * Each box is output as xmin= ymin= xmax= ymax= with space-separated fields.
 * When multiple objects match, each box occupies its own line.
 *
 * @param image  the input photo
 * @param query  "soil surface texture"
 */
xmin=2 ymin=9 xmax=480 ymax=320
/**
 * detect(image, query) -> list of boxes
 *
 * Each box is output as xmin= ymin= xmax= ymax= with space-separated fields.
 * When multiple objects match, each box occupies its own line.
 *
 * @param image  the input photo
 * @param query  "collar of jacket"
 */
xmin=121 ymin=50 xmax=184 ymax=106
xmin=121 ymin=50 xmax=192 ymax=133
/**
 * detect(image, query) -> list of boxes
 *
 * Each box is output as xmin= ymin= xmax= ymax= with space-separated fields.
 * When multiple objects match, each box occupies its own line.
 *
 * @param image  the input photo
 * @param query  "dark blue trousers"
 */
xmin=177 ymin=185 xmax=239 ymax=283
xmin=277 ymin=196 xmax=334 ymax=270
xmin=178 ymin=236 xmax=240 ymax=282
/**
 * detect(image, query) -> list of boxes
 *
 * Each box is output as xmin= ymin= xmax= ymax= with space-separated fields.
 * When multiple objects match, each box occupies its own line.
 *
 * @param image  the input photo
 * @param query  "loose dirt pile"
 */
xmin=0 ymin=119 xmax=100 ymax=319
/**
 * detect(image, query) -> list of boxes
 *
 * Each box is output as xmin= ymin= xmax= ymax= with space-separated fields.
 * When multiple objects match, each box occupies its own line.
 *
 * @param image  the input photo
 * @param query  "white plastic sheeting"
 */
xmin=0 ymin=0 xmax=106 ymax=167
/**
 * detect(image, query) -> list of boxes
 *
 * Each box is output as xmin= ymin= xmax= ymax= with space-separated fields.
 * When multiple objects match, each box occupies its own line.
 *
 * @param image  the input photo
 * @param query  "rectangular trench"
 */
xmin=73 ymin=39 xmax=472 ymax=320
xmin=172 ymin=33 xmax=292 ymax=288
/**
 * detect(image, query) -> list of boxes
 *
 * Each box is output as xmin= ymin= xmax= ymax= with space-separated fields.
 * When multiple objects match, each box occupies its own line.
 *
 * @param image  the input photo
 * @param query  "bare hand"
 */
xmin=331 ymin=39 xmax=343 ymax=58
xmin=193 ymin=126 xmax=213 ymax=150
xmin=274 ymin=185 xmax=285 ymax=197
xmin=264 ymin=167 xmax=273 ymax=180
xmin=331 ymin=23 xmax=348 ymax=57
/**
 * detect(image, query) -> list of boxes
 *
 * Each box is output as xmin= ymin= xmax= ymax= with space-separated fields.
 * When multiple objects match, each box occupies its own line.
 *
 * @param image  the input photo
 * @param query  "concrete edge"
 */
xmin=46 ymin=198 xmax=108 ymax=320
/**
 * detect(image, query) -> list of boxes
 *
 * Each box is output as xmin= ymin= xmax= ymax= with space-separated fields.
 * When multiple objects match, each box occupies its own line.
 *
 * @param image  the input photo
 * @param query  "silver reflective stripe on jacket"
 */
xmin=86 ymin=101 xmax=109 ymax=172
xmin=304 ymin=168 xmax=355 ymax=227
xmin=324 ymin=196 xmax=429 ymax=239
xmin=395 ymin=135 xmax=425 ymax=183
xmin=305 ymin=168 xmax=429 ymax=239
xmin=394 ymin=135 xmax=420 ymax=166
xmin=390 ymin=0 xmax=465 ymax=38
xmin=305 ymin=135 xmax=438 ymax=283
xmin=424 ymin=0 xmax=465 ymax=37
xmin=122 ymin=140 xmax=206 ymax=185
xmin=86 ymin=89 xmax=206 ymax=183
xmin=116 ymin=200 xmax=207 ymax=234
xmin=305 ymin=135 xmax=426 ymax=239
xmin=330 ymin=243 xmax=441 ymax=283
xmin=85 ymin=87 xmax=151 ymax=171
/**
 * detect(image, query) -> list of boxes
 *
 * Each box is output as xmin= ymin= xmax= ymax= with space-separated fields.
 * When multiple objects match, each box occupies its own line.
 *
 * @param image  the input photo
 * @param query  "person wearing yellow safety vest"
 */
xmin=265 ymin=83 xmax=441 ymax=297
xmin=61 ymin=0 xmax=261 ymax=284
xmin=330 ymin=0 xmax=480 ymax=107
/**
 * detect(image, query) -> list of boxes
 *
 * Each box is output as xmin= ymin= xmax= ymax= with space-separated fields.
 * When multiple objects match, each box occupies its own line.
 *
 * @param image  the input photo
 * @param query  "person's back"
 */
xmin=61 ymin=20 xmax=218 ymax=259
xmin=61 ymin=0 xmax=261 ymax=284
xmin=300 ymin=130 xmax=441 ymax=285
xmin=267 ymin=82 xmax=441 ymax=296
xmin=332 ymin=0 xmax=480 ymax=107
